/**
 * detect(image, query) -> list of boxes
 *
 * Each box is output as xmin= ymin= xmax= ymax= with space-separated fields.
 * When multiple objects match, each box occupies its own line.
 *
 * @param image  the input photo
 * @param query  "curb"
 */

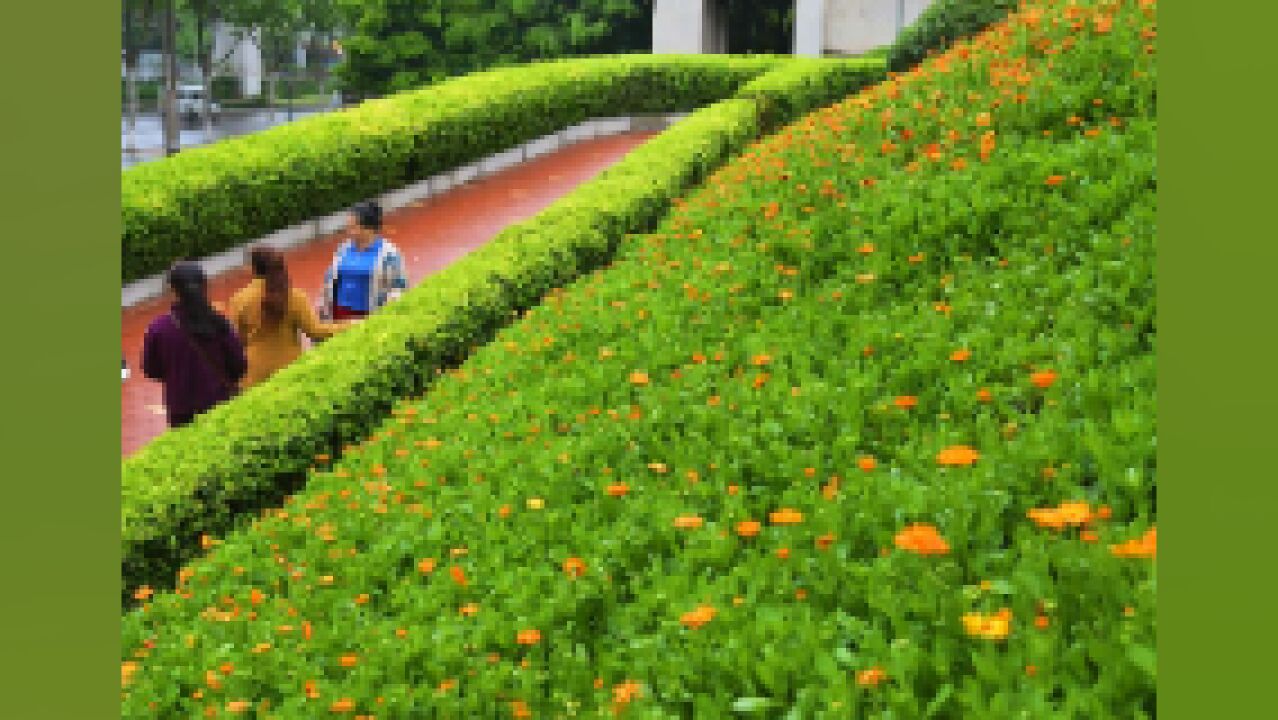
xmin=123 ymin=113 xmax=685 ymax=309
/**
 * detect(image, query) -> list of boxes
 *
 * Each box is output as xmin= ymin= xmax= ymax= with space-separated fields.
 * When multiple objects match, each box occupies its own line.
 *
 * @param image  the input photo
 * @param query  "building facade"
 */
xmin=653 ymin=0 xmax=934 ymax=57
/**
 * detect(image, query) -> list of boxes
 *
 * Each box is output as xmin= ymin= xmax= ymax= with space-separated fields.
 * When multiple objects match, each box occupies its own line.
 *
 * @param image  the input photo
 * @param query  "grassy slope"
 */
xmin=122 ymin=1 xmax=1157 ymax=717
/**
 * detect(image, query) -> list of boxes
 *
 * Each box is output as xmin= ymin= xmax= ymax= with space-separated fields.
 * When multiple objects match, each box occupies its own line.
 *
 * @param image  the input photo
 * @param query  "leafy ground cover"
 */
xmin=120 ymin=58 xmax=885 ymax=607
xmin=122 ymin=0 xmax=1157 ymax=716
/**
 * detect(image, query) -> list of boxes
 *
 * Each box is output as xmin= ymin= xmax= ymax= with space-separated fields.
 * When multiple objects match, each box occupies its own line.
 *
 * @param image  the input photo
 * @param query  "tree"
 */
xmin=122 ymin=0 xmax=161 ymax=153
xmin=334 ymin=0 xmax=652 ymax=99
xmin=183 ymin=0 xmax=220 ymax=136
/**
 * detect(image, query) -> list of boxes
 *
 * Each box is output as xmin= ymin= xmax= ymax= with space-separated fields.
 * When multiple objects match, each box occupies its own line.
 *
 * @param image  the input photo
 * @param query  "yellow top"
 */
xmin=228 ymin=279 xmax=346 ymax=389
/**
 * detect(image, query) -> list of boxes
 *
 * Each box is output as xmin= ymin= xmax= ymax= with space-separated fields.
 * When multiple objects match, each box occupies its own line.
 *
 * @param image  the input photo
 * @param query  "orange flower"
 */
xmin=950 ymin=349 xmax=971 ymax=362
xmin=962 ymin=608 xmax=1012 ymax=640
xmin=815 ymin=533 xmax=835 ymax=551
xmin=516 ymin=629 xmax=542 ymax=645
xmin=133 ymin=586 xmax=154 ymax=601
xmin=1045 ymin=175 xmax=1065 ymax=186
xmin=226 ymin=700 xmax=251 ymax=714
xmin=680 ymin=605 xmax=717 ymax=629
xmin=628 ymin=371 xmax=649 ymax=386
xmin=673 ymin=515 xmax=704 ymax=530
xmin=562 ymin=557 xmax=587 ymax=578
xmin=1027 ymin=501 xmax=1094 ymax=530
xmin=763 ymin=201 xmax=780 ymax=219
xmin=857 ymin=242 xmax=876 ymax=255
xmin=752 ymin=372 xmax=771 ymax=389
xmin=976 ymin=388 xmax=992 ymax=403
xmin=1110 ymin=527 xmax=1157 ymax=559
xmin=936 ymin=445 xmax=980 ymax=466
xmin=304 ymin=679 xmax=320 ymax=699
xmin=727 ymin=483 xmax=740 ymax=496
xmin=908 ymin=253 xmax=925 ymax=264
xmin=330 ymin=698 xmax=356 ymax=713
xmin=894 ymin=396 xmax=918 ymax=409
xmin=1031 ymin=369 xmax=1058 ymax=388
xmin=339 ymin=654 xmax=358 ymax=668
xmin=736 ymin=520 xmax=761 ymax=538
xmin=893 ymin=523 xmax=951 ymax=555
xmin=459 ymin=603 xmax=479 ymax=617
xmin=450 ymin=566 xmax=468 ymax=587
xmin=856 ymin=666 xmax=887 ymax=687
xmin=498 ymin=505 xmax=511 ymax=518
xmin=750 ymin=354 xmax=773 ymax=366
xmin=769 ymin=508 xmax=804 ymax=525
xmin=776 ymin=547 xmax=791 ymax=560
xmin=606 ymin=483 xmax=630 ymax=497
xmin=974 ymin=112 xmax=992 ymax=127
xmin=1034 ymin=615 xmax=1050 ymax=630
xmin=613 ymin=680 xmax=644 ymax=704
xmin=858 ymin=456 xmax=877 ymax=472
xmin=511 ymin=700 xmax=532 ymax=719
xmin=121 ymin=661 xmax=139 ymax=688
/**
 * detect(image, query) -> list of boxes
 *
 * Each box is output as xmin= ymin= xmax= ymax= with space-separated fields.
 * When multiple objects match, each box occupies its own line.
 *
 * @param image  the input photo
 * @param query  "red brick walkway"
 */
xmin=122 ymin=131 xmax=656 ymax=457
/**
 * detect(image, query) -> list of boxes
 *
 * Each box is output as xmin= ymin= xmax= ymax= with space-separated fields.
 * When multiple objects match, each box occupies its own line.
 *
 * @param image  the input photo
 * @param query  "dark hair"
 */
xmin=249 ymin=246 xmax=289 ymax=328
xmin=353 ymin=200 xmax=383 ymax=231
xmin=168 ymin=261 xmax=230 ymax=338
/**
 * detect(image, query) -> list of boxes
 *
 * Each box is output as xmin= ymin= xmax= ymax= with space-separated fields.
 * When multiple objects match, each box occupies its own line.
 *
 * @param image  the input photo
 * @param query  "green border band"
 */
xmin=0 ymin=1 xmax=121 ymax=717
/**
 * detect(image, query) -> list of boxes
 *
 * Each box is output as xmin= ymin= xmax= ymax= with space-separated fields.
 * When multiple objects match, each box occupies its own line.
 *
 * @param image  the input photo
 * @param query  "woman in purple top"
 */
xmin=142 ymin=262 xmax=248 ymax=428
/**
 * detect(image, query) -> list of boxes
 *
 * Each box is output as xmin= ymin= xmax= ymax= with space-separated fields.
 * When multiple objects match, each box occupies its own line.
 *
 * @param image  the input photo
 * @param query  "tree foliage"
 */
xmin=334 ymin=0 xmax=654 ymax=97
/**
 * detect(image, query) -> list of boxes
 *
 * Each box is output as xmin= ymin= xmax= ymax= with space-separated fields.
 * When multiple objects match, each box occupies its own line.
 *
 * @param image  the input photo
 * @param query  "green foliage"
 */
xmin=335 ymin=0 xmax=654 ymax=97
xmin=120 ymin=56 xmax=887 ymax=607
xmin=120 ymin=54 xmax=784 ymax=284
xmin=122 ymin=0 xmax=1156 ymax=713
xmin=887 ymin=0 xmax=1019 ymax=72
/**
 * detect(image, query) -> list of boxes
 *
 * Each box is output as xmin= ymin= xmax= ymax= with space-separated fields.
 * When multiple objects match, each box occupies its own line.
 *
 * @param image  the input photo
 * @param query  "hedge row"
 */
xmin=122 ymin=0 xmax=1157 ymax=711
xmin=120 ymin=57 xmax=888 ymax=604
xmin=887 ymin=0 xmax=1019 ymax=72
xmin=121 ymin=54 xmax=787 ymax=284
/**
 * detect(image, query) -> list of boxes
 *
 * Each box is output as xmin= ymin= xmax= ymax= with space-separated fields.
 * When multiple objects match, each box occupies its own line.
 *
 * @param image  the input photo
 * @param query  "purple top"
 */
xmin=141 ymin=310 xmax=248 ymax=427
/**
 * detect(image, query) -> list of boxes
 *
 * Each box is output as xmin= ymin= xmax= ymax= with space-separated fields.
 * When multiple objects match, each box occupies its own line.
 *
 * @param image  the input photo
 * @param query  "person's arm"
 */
xmin=227 ymin=291 xmax=250 ymax=340
xmin=319 ymin=247 xmax=343 ymax=320
xmin=382 ymin=248 xmax=409 ymax=304
xmin=293 ymin=290 xmax=344 ymax=340
xmin=141 ymin=326 xmax=163 ymax=381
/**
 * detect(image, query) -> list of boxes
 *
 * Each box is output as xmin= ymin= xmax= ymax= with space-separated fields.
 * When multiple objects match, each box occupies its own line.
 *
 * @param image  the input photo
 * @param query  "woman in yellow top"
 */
xmin=228 ymin=246 xmax=349 ymax=389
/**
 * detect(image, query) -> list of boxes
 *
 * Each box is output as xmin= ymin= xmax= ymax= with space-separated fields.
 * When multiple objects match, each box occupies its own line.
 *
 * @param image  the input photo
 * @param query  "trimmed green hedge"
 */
xmin=120 ymin=57 xmax=887 ymax=604
xmin=121 ymin=55 xmax=791 ymax=284
xmin=887 ymin=0 xmax=1019 ymax=72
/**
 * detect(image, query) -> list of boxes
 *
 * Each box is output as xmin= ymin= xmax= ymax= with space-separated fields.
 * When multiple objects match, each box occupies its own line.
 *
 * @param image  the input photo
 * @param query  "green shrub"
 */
xmin=120 ymin=55 xmax=788 ymax=284
xmin=120 ymin=57 xmax=888 ymax=605
xmin=887 ymin=0 xmax=1019 ymax=72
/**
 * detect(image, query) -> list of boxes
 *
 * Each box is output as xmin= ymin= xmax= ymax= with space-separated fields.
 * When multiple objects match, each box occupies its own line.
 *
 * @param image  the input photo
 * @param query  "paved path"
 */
xmin=122 ymin=131 xmax=656 ymax=457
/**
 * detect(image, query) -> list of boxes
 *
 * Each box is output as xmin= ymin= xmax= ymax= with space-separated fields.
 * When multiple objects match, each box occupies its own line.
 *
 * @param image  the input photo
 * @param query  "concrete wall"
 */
xmin=794 ymin=0 xmax=826 ymax=56
xmin=653 ymin=0 xmax=708 ymax=53
xmin=824 ymin=0 xmax=932 ymax=55
xmin=657 ymin=0 xmax=935 ymax=58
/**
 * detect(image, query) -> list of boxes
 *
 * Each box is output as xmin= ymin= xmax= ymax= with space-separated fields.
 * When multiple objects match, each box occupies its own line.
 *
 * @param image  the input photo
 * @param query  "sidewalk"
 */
xmin=122 ymin=130 xmax=656 ymax=457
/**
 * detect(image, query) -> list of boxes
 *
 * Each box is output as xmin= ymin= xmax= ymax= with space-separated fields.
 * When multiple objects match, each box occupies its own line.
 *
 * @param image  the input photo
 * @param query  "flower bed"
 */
xmin=122 ymin=0 xmax=1157 ymax=715
xmin=121 ymin=57 xmax=887 ymax=606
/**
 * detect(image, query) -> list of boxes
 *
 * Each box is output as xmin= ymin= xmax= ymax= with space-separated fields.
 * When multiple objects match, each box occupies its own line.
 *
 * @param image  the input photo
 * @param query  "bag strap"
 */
xmin=172 ymin=312 xmax=234 ymax=392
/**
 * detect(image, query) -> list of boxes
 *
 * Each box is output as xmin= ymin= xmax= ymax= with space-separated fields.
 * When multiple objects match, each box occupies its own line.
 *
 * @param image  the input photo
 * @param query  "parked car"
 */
xmin=176 ymin=84 xmax=220 ymax=119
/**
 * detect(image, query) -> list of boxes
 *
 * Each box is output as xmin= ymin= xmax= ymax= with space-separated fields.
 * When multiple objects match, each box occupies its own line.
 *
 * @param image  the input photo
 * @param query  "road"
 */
xmin=121 ymin=130 xmax=657 ymax=457
xmin=122 ymin=105 xmax=338 ymax=169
